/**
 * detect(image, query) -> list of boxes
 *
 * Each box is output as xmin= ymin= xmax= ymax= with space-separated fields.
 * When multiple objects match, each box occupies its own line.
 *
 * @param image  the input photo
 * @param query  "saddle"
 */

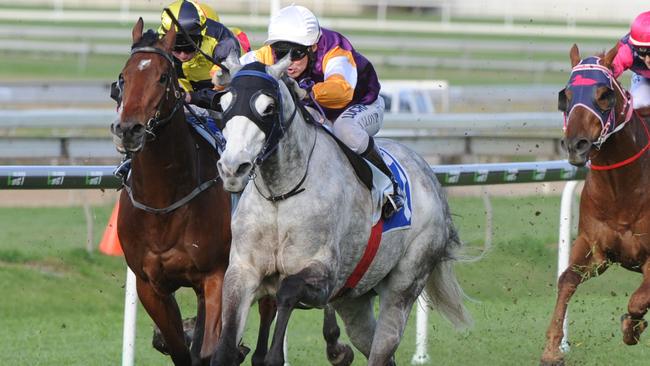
xmin=296 ymin=103 xmax=373 ymax=191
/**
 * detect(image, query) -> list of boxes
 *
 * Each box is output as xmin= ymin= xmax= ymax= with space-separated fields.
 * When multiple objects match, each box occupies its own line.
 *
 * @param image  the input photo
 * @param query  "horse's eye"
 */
xmin=159 ymin=74 xmax=168 ymax=84
xmin=220 ymin=92 xmax=233 ymax=112
xmin=263 ymin=104 xmax=275 ymax=115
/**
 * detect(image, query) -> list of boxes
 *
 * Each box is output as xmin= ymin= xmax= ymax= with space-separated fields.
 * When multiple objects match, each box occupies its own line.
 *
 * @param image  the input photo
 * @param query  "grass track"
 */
xmin=1 ymin=195 xmax=650 ymax=365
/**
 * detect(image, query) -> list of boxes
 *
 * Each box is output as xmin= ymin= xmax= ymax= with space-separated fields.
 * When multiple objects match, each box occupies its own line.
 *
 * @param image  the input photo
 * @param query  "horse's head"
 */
xmin=216 ymin=56 xmax=304 ymax=192
xmin=110 ymin=18 xmax=183 ymax=153
xmin=559 ymin=44 xmax=633 ymax=166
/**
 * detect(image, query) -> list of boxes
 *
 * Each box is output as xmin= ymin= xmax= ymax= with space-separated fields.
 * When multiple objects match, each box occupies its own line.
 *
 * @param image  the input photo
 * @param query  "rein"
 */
xmin=252 ymin=126 xmax=317 ymax=202
xmin=121 ymin=45 xmax=220 ymax=214
xmin=589 ymin=110 xmax=650 ymax=171
xmin=124 ymin=177 xmax=219 ymax=214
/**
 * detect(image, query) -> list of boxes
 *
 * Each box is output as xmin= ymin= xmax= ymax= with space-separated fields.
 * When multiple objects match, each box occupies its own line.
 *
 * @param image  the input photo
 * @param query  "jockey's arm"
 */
xmin=187 ymin=88 xmax=223 ymax=110
xmin=312 ymin=47 xmax=357 ymax=109
xmin=612 ymin=41 xmax=633 ymax=79
xmin=208 ymin=21 xmax=242 ymax=64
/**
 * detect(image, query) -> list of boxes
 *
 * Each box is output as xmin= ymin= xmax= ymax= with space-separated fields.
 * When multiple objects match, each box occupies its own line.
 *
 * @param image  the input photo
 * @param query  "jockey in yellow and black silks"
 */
xmin=159 ymin=0 xmax=249 ymax=109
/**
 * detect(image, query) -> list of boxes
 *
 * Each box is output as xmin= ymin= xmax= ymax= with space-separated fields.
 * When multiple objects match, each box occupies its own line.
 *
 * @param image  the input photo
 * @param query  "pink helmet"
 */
xmin=630 ymin=11 xmax=650 ymax=46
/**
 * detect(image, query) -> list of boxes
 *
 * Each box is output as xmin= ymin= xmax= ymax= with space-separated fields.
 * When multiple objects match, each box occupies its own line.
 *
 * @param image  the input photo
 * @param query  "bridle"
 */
xmin=128 ymin=46 xmax=185 ymax=136
xmin=119 ymin=44 xmax=219 ymax=214
xmin=559 ymin=56 xmax=634 ymax=149
xmin=222 ymin=63 xmax=316 ymax=202
xmin=559 ymin=56 xmax=650 ymax=170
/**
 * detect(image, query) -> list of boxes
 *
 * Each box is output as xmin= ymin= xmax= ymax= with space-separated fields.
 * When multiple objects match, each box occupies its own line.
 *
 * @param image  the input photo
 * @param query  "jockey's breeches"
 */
xmin=332 ymin=97 xmax=385 ymax=154
xmin=631 ymin=73 xmax=650 ymax=109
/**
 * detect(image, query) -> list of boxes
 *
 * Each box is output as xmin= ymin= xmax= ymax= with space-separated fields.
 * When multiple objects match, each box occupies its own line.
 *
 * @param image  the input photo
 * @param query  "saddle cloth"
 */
xmin=184 ymin=105 xmax=226 ymax=154
xmin=371 ymin=147 xmax=412 ymax=233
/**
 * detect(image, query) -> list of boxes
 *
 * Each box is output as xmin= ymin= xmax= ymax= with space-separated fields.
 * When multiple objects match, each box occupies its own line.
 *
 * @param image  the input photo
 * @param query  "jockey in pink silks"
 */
xmin=612 ymin=11 xmax=650 ymax=109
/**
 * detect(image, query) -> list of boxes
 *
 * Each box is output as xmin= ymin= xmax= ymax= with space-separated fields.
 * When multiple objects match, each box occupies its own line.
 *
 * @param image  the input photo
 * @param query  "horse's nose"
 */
xmin=561 ymin=137 xmax=591 ymax=155
xmin=217 ymin=158 xmax=253 ymax=179
xmin=112 ymin=121 xmax=145 ymax=139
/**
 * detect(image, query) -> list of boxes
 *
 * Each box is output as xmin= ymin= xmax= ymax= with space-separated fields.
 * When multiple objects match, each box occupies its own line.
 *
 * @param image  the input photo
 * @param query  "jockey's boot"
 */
xmin=113 ymin=155 xmax=132 ymax=181
xmin=362 ymin=138 xmax=404 ymax=219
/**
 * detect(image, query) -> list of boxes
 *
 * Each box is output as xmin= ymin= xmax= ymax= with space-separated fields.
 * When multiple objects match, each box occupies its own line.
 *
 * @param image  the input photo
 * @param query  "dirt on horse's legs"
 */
xmin=540 ymin=236 xmax=607 ymax=366
xmin=622 ymin=261 xmax=650 ymax=345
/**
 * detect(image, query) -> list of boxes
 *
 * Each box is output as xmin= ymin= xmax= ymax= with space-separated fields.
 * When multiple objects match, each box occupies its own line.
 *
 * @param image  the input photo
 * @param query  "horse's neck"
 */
xmin=130 ymin=115 xmax=199 ymax=202
xmin=257 ymin=112 xmax=314 ymax=193
xmin=588 ymin=114 xmax=650 ymax=198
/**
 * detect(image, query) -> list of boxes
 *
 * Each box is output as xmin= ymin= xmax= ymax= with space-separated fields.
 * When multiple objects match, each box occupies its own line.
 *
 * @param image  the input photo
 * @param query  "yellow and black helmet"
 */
xmin=160 ymin=0 xmax=207 ymax=37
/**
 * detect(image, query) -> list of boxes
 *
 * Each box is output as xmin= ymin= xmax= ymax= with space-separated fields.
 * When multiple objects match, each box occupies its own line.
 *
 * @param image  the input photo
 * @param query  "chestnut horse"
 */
xmin=110 ymin=19 xmax=276 ymax=365
xmin=541 ymin=45 xmax=650 ymax=365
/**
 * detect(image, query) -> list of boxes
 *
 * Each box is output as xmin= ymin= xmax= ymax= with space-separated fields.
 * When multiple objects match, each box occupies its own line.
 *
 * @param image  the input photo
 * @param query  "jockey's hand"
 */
xmin=212 ymin=68 xmax=231 ymax=90
xmin=284 ymin=77 xmax=308 ymax=100
xmin=298 ymin=77 xmax=315 ymax=96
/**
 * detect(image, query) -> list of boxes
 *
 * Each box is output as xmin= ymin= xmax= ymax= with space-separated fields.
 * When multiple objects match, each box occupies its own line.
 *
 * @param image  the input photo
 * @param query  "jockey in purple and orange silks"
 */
xmin=612 ymin=11 xmax=650 ymax=109
xmin=239 ymin=5 xmax=403 ymax=218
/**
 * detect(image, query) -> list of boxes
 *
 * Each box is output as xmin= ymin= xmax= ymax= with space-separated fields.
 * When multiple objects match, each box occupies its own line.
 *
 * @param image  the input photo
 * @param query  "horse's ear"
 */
xmin=160 ymin=25 xmax=176 ymax=52
xmin=569 ymin=44 xmax=581 ymax=67
xmin=132 ymin=17 xmax=144 ymax=44
xmin=602 ymin=43 xmax=620 ymax=69
xmin=212 ymin=50 xmax=242 ymax=88
xmin=267 ymin=54 xmax=292 ymax=79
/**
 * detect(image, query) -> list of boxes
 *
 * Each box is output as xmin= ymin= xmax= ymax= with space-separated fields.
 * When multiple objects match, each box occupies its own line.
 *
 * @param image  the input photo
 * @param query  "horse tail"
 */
xmin=422 ymin=258 xmax=473 ymax=330
xmin=455 ymin=189 xmax=493 ymax=263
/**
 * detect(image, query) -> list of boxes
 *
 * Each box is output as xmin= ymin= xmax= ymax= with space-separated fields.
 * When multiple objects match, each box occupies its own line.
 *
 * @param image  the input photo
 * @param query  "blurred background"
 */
xmin=1 ymin=0 xmax=646 ymax=167
xmin=3 ymin=2 xmax=650 ymax=365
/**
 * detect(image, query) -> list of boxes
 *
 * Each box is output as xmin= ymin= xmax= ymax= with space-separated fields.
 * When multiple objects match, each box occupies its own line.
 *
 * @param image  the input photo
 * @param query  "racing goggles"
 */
xmin=635 ymin=46 xmax=650 ymax=58
xmin=173 ymin=35 xmax=200 ymax=54
xmin=271 ymin=42 xmax=309 ymax=61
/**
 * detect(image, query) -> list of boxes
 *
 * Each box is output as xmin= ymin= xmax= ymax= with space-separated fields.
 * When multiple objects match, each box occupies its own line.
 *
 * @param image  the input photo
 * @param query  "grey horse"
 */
xmin=211 ymin=57 xmax=472 ymax=366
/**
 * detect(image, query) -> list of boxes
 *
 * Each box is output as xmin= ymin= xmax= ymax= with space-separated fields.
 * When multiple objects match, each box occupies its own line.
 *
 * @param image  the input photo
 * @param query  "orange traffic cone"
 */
xmin=99 ymin=200 xmax=124 ymax=256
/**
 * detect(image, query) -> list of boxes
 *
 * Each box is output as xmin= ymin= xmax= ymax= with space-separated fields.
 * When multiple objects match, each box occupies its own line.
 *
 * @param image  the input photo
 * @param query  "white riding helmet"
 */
xmin=265 ymin=5 xmax=321 ymax=46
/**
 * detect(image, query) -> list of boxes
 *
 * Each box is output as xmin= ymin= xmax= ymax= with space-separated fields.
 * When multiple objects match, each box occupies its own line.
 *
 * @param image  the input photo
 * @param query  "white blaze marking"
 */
xmin=138 ymin=59 xmax=151 ymax=70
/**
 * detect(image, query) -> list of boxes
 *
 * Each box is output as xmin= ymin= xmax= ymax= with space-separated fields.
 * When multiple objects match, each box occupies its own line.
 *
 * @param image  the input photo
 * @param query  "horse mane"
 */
xmin=131 ymin=29 xmax=160 ymax=49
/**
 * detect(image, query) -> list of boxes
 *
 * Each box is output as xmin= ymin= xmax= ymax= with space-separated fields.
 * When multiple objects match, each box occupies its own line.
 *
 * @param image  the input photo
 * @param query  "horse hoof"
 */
xmin=237 ymin=344 xmax=251 ymax=364
xmin=151 ymin=317 xmax=196 ymax=355
xmin=327 ymin=343 xmax=354 ymax=366
xmin=621 ymin=313 xmax=648 ymax=345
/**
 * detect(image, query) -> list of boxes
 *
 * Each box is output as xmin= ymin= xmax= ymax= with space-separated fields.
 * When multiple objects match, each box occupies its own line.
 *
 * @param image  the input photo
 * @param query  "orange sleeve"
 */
xmin=312 ymin=46 xmax=356 ymax=109
xmin=312 ymin=74 xmax=354 ymax=109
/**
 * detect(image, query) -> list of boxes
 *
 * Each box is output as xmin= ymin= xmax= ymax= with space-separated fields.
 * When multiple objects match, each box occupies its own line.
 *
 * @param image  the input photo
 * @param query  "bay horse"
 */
xmin=211 ymin=58 xmax=472 ymax=366
xmin=110 ymin=18 xmax=275 ymax=366
xmin=541 ymin=44 xmax=650 ymax=365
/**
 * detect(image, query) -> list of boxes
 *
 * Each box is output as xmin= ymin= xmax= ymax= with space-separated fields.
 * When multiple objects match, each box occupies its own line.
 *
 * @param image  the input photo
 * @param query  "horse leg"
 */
xmin=322 ymin=304 xmax=354 ymax=366
xmin=330 ymin=293 xmax=378 ymax=362
xmin=136 ymin=278 xmax=191 ymax=366
xmin=265 ymin=264 xmax=332 ymax=366
xmin=621 ymin=261 xmax=650 ymax=345
xmin=211 ymin=264 xmax=259 ymax=366
xmin=199 ymin=270 xmax=225 ymax=363
xmin=251 ymin=295 xmax=277 ymax=366
xmin=540 ymin=236 xmax=608 ymax=366
xmin=191 ymin=294 xmax=206 ymax=366
xmin=366 ymin=285 xmax=421 ymax=366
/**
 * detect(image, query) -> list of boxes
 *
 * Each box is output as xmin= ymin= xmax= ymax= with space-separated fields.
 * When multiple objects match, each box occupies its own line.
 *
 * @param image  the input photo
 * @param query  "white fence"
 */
xmin=0 ymin=109 xmax=564 ymax=161
xmin=0 ymin=162 xmax=585 ymax=365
